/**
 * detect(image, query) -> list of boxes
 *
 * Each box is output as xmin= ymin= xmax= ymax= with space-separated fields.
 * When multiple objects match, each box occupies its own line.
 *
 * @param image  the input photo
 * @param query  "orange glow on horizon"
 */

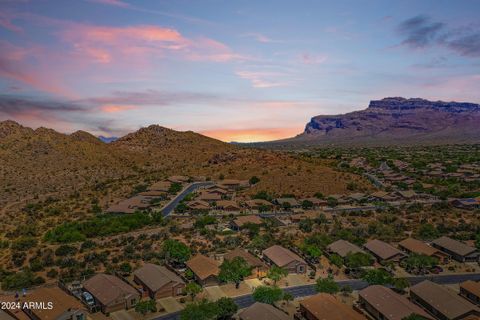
xmin=200 ymin=127 xmax=301 ymax=143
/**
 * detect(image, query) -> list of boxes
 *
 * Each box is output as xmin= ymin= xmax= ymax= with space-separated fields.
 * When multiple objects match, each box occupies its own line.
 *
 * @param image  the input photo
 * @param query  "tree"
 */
xmin=119 ymin=262 xmax=132 ymax=274
xmin=216 ymin=297 xmax=238 ymax=320
xmin=340 ymin=285 xmax=353 ymax=297
xmin=328 ymin=254 xmax=343 ymax=268
xmin=417 ymin=224 xmax=439 ymax=240
xmin=135 ymin=300 xmax=157 ymax=315
xmin=344 ymin=252 xmax=374 ymax=269
xmin=299 ymin=219 xmax=313 ymax=233
xmin=180 ymin=300 xmax=218 ymax=320
xmin=362 ymin=269 xmax=393 ymax=285
xmin=392 ymin=277 xmax=410 ymax=292
xmin=252 ymin=286 xmax=284 ymax=305
xmin=219 ymin=257 xmax=251 ymax=289
xmin=249 ymin=176 xmax=260 ymax=185
xmin=283 ymin=292 xmax=294 ymax=305
xmin=402 ymin=254 xmax=438 ymax=274
xmin=475 ymin=232 xmax=480 ymax=250
xmin=184 ymin=282 xmax=202 ymax=301
xmin=163 ymin=239 xmax=191 ymax=264
xmin=301 ymin=200 xmax=314 ymax=209
xmin=168 ymin=182 xmax=183 ymax=194
xmin=267 ymin=265 xmax=288 ymax=285
xmin=315 ymin=275 xmax=339 ymax=294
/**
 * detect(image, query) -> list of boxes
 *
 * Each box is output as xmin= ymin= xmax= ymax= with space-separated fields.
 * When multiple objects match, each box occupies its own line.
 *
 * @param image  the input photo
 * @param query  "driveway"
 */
xmin=111 ymin=310 xmax=134 ymax=320
xmin=204 ymin=286 xmax=227 ymax=301
xmin=157 ymin=297 xmax=184 ymax=313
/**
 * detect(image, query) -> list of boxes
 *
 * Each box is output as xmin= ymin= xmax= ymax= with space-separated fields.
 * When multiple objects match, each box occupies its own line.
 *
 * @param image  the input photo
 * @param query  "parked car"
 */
xmin=81 ymin=291 xmax=95 ymax=307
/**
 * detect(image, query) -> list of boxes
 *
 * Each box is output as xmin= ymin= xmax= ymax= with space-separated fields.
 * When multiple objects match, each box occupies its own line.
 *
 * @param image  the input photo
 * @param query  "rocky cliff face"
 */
xmin=296 ymin=97 xmax=480 ymax=146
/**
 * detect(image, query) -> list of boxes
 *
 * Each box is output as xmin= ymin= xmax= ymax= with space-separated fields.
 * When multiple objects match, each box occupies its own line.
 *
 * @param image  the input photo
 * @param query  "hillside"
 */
xmin=256 ymin=97 xmax=480 ymax=148
xmin=0 ymin=121 xmax=370 ymax=242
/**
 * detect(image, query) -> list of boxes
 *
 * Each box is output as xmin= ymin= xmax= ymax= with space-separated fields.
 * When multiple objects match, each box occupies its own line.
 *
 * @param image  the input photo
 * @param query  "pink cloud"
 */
xmin=100 ymin=104 xmax=137 ymax=113
xmin=236 ymin=70 xmax=292 ymax=88
xmin=87 ymin=0 xmax=131 ymax=8
xmin=299 ymin=53 xmax=328 ymax=65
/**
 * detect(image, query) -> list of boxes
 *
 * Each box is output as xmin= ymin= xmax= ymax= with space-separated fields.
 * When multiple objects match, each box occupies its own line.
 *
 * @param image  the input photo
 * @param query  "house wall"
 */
xmin=460 ymin=288 xmax=480 ymax=305
xmin=359 ymin=297 xmax=383 ymax=320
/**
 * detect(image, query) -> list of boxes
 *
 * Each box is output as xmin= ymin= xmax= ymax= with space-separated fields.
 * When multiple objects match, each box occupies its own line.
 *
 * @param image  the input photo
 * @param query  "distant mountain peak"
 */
xmin=259 ymin=97 xmax=480 ymax=147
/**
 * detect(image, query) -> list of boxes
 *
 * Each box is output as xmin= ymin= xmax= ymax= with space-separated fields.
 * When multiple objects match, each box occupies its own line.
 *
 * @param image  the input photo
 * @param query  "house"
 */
xmin=398 ymin=238 xmax=449 ymax=263
xmin=186 ymin=200 xmax=210 ymax=211
xmin=410 ymin=280 xmax=480 ymax=320
xmin=83 ymin=274 xmax=140 ymax=314
xmin=395 ymin=190 xmax=419 ymax=200
xmin=197 ymin=191 xmax=222 ymax=202
xmin=299 ymin=293 xmax=366 ymax=320
xmin=186 ymin=254 xmax=220 ymax=286
xmin=22 ymin=287 xmax=87 ymax=320
xmin=238 ymin=302 xmax=290 ymax=320
xmin=148 ymin=181 xmax=171 ymax=192
xmin=327 ymin=239 xmax=365 ymax=258
xmin=359 ymin=285 xmax=433 ymax=320
xmin=224 ymin=248 xmax=268 ymax=278
xmin=204 ymin=186 xmax=228 ymax=196
xmin=460 ymin=281 xmax=480 ymax=305
xmin=348 ymin=193 xmax=366 ymax=202
xmin=364 ymin=239 xmax=406 ymax=263
xmin=133 ymin=264 xmax=185 ymax=299
xmin=106 ymin=196 xmax=152 ymax=214
xmin=218 ymin=179 xmax=249 ymax=190
xmin=262 ymin=245 xmax=307 ymax=274
xmin=216 ymin=200 xmax=241 ymax=212
xmin=452 ymin=198 xmax=480 ymax=210
xmin=275 ymin=198 xmax=300 ymax=208
xmin=370 ymin=191 xmax=396 ymax=202
xmin=244 ymin=199 xmax=273 ymax=210
xmin=432 ymin=236 xmax=480 ymax=262
xmin=231 ymin=215 xmax=263 ymax=230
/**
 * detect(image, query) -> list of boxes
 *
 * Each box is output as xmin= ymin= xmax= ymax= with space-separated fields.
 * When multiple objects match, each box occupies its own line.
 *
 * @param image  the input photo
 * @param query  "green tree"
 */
xmin=402 ymin=254 xmax=438 ymax=274
xmin=168 ymin=182 xmax=183 ymax=194
xmin=362 ymin=269 xmax=393 ymax=285
xmin=283 ymin=292 xmax=294 ymax=305
xmin=249 ymin=176 xmax=260 ymax=185
xmin=417 ymin=224 xmax=439 ymax=240
xmin=180 ymin=300 xmax=218 ymax=320
xmin=344 ymin=252 xmax=374 ymax=269
xmin=163 ymin=239 xmax=191 ymax=264
xmin=315 ymin=275 xmax=339 ymax=294
xmin=184 ymin=282 xmax=203 ymax=301
xmin=301 ymin=200 xmax=314 ymax=209
xmin=299 ymin=219 xmax=313 ymax=233
xmin=328 ymin=254 xmax=343 ymax=268
xmin=475 ymin=232 xmax=480 ymax=250
xmin=219 ymin=257 xmax=252 ymax=289
xmin=216 ymin=297 xmax=238 ymax=320
xmin=135 ymin=300 xmax=157 ymax=315
xmin=267 ymin=265 xmax=288 ymax=285
xmin=252 ymin=286 xmax=284 ymax=305
xmin=392 ymin=277 xmax=410 ymax=292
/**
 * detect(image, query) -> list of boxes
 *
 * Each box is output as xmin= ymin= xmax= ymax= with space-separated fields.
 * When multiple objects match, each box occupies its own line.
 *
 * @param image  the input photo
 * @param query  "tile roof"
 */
xmin=411 ymin=280 xmax=480 ymax=319
xmin=301 ymin=293 xmax=366 ymax=320
xmin=432 ymin=236 xmax=477 ymax=257
xmin=134 ymin=263 xmax=184 ymax=292
xmin=398 ymin=238 xmax=439 ymax=256
xmin=364 ymin=239 xmax=405 ymax=261
xmin=238 ymin=302 xmax=290 ymax=320
xmin=83 ymin=274 xmax=139 ymax=307
xmin=360 ymin=285 xmax=433 ymax=320
xmin=461 ymin=280 xmax=480 ymax=299
xmin=224 ymin=248 xmax=266 ymax=268
xmin=186 ymin=254 xmax=219 ymax=281
xmin=263 ymin=245 xmax=306 ymax=268
xmin=327 ymin=239 xmax=365 ymax=258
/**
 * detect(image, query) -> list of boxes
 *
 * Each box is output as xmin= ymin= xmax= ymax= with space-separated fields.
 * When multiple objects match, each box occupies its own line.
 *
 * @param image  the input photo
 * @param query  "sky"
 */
xmin=0 ymin=0 xmax=480 ymax=142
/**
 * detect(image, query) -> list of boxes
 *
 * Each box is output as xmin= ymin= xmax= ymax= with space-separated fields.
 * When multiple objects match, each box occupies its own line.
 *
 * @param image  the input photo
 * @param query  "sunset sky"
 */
xmin=1 ymin=0 xmax=479 ymax=142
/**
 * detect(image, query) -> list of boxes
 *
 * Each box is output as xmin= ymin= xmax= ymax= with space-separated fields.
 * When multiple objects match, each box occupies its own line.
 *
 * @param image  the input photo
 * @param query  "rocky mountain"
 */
xmin=264 ymin=97 xmax=480 ymax=147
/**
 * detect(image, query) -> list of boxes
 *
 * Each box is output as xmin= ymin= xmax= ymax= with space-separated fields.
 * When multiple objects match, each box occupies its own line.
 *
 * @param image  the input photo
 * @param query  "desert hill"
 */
xmin=0 ymin=121 xmax=369 ymax=233
xmin=257 ymin=97 xmax=480 ymax=148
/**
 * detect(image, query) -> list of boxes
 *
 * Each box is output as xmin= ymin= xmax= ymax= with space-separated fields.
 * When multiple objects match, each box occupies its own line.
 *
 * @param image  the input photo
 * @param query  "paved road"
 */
xmin=160 ymin=182 xmax=214 ymax=216
xmin=154 ymin=272 xmax=480 ymax=320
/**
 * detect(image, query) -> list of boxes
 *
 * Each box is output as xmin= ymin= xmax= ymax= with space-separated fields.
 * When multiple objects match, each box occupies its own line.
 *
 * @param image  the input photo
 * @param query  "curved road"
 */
xmin=160 ymin=182 xmax=214 ymax=216
xmin=155 ymin=272 xmax=480 ymax=320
